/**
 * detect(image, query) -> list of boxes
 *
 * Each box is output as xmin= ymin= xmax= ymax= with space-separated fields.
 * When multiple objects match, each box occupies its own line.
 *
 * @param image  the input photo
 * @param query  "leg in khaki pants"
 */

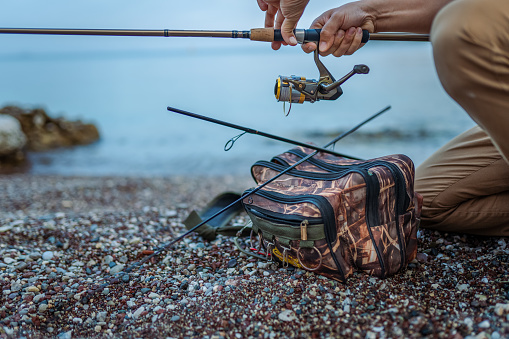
xmin=415 ymin=0 xmax=509 ymax=236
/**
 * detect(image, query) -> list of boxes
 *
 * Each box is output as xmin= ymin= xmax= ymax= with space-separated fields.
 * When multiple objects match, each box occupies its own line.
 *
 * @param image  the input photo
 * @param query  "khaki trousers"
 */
xmin=415 ymin=0 xmax=509 ymax=236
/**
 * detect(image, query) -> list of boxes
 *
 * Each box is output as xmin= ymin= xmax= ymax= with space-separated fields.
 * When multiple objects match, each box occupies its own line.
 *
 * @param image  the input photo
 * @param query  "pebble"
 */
xmin=27 ymin=286 xmax=40 ymax=293
xmin=495 ymin=303 xmax=509 ymax=316
xmin=42 ymin=251 xmax=54 ymax=260
xmin=457 ymin=283 xmax=470 ymax=292
xmin=171 ymin=315 xmax=180 ymax=322
xmin=133 ymin=306 xmax=145 ymax=319
xmin=33 ymin=294 xmax=45 ymax=303
xmin=109 ymin=264 xmax=125 ymax=274
xmin=3 ymin=257 xmax=15 ymax=264
xmin=38 ymin=304 xmax=48 ymax=313
xmin=149 ymin=292 xmax=160 ymax=299
xmin=102 ymin=288 xmax=110 ymax=295
xmin=11 ymin=281 xmax=22 ymax=292
xmin=96 ymin=311 xmax=108 ymax=322
xmin=227 ymin=258 xmax=237 ymax=268
xmin=122 ymin=274 xmax=130 ymax=283
xmin=478 ymin=320 xmax=490 ymax=329
xmin=29 ymin=252 xmax=41 ymax=260
xmin=278 ymin=310 xmax=296 ymax=322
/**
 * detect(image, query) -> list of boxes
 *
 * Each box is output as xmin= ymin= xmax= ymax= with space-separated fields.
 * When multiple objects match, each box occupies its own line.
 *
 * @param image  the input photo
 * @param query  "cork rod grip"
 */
xmin=250 ymin=28 xmax=276 ymax=42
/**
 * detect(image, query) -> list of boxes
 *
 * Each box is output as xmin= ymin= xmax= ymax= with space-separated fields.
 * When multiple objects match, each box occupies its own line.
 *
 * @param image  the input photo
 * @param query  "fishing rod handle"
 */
xmin=250 ymin=28 xmax=369 ymax=43
xmin=250 ymin=28 xmax=429 ymax=43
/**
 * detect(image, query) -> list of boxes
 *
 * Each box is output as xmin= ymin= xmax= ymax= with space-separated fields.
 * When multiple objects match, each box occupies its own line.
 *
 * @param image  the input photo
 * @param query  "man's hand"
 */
xmin=257 ymin=0 xmax=310 ymax=50
xmin=302 ymin=2 xmax=376 ymax=57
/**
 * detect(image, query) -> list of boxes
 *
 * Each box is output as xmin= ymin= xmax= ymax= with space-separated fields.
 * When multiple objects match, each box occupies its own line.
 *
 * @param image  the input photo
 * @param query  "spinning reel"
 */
xmin=275 ymin=49 xmax=369 ymax=105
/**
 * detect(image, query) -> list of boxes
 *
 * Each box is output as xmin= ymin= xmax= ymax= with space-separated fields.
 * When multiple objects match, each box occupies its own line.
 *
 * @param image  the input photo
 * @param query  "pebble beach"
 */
xmin=1 ymin=174 xmax=508 ymax=339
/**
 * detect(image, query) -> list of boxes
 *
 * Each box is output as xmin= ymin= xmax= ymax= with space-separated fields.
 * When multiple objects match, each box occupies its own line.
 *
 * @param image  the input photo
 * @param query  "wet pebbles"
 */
xmin=0 ymin=174 xmax=508 ymax=338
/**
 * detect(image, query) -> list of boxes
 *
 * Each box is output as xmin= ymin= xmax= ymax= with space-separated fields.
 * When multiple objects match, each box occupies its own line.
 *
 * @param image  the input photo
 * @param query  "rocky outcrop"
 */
xmin=0 ymin=106 xmax=100 ymax=151
xmin=0 ymin=114 xmax=26 ymax=156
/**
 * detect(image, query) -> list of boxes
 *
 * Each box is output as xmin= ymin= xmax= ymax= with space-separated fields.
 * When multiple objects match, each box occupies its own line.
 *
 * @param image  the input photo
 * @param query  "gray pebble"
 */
xmin=227 ymin=258 xmax=237 ymax=268
xmin=42 ymin=251 xmax=54 ymax=260
xmin=109 ymin=264 xmax=125 ymax=274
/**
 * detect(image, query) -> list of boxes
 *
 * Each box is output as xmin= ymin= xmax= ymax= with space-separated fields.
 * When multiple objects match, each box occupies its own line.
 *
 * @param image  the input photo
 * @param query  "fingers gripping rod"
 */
xmin=0 ymin=27 xmax=429 ymax=42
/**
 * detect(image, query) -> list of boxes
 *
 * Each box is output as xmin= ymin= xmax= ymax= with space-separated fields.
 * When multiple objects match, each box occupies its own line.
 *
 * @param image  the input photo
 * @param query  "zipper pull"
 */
xmin=300 ymin=219 xmax=309 ymax=241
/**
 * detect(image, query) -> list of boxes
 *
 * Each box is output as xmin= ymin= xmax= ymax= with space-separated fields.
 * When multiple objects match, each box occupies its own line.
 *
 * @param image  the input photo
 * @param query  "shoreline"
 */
xmin=1 ymin=174 xmax=508 ymax=338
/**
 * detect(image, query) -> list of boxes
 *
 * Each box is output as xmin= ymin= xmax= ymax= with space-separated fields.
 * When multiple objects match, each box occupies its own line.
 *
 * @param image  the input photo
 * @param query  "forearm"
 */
xmin=360 ymin=0 xmax=454 ymax=33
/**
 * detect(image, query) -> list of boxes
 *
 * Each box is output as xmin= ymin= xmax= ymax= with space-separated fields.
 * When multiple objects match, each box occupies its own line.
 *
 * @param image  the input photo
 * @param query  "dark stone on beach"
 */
xmin=180 ymin=281 xmax=189 ymax=290
xmin=109 ymin=262 xmax=116 ymax=268
xmin=140 ymin=288 xmax=151 ymax=294
xmin=420 ymin=325 xmax=433 ymax=336
xmin=122 ymin=275 xmax=130 ymax=283
xmin=227 ymin=259 xmax=237 ymax=268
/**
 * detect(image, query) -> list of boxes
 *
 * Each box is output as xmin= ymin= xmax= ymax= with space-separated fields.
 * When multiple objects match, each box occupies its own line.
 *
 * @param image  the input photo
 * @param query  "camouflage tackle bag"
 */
xmin=242 ymin=146 xmax=423 ymax=282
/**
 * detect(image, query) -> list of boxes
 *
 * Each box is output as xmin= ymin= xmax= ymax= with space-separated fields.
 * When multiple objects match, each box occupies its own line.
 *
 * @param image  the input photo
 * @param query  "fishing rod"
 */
xmin=0 ymin=27 xmax=429 ymax=43
xmin=167 ymin=106 xmax=362 ymax=160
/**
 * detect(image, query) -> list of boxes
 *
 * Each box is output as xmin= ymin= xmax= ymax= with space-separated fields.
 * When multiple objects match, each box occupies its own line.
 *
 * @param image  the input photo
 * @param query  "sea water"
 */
xmin=0 ymin=0 xmax=475 ymax=176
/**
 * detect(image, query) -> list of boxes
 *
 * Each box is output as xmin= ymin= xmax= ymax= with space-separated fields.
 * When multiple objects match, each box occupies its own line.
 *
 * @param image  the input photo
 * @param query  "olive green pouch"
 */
xmin=183 ymin=192 xmax=245 ymax=241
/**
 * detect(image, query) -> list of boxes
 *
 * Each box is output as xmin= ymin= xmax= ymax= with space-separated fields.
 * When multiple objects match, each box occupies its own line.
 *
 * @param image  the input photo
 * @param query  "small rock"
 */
xmin=11 ymin=281 xmax=22 ymax=292
xmin=3 ymin=257 xmax=15 ymax=264
xmin=456 ymin=283 xmax=469 ymax=292
xmin=27 ymin=286 xmax=40 ymax=293
xmin=227 ymin=259 xmax=237 ymax=268
xmin=478 ymin=320 xmax=490 ymax=329
xmin=495 ymin=303 xmax=509 ymax=316
xmin=38 ymin=304 xmax=48 ymax=313
xmin=33 ymin=294 xmax=45 ymax=303
xmin=149 ymin=292 xmax=160 ymax=299
xmin=122 ymin=275 xmax=130 ymax=283
xmin=278 ymin=310 xmax=296 ymax=322
xmin=109 ymin=264 xmax=125 ymax=274
xmin=416 ymin=253 xmax=428 ymax=262
xmin=42 ymin=251 xmax=54 ymax=260
xmin=96 ymin=312 xmax=108 ymax=322
xmin=133 ymin=306 xmax=145 ymax=319
xmin=171 ymin=315 xmax=180 ymax=322
xmin=102 ymin=288 xmax=110 ymax=295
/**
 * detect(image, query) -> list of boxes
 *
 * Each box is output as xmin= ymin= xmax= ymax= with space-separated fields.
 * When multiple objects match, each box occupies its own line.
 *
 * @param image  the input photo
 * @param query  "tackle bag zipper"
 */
xmin=246 ymin=206 xmax=323 ymax=226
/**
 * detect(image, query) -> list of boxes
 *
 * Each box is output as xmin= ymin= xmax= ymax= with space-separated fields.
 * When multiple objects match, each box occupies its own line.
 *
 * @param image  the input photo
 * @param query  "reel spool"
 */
xmin=274 ymin=50 xmax=369 ymax=106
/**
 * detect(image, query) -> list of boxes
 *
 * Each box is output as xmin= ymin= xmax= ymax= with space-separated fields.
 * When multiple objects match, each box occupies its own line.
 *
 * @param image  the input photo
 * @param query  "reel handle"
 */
xmin=250 ymin=28 xmax=369 ymax=44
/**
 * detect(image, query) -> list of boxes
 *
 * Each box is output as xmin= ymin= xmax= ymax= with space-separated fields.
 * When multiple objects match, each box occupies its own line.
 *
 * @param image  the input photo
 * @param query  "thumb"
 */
xmin=281 ymin=19 xmax=298 ymax=45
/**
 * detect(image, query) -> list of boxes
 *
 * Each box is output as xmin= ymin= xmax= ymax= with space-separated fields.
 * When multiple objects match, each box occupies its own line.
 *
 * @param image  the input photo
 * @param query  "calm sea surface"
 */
xmin=0 ymin=1 xmax=475 ymax=176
